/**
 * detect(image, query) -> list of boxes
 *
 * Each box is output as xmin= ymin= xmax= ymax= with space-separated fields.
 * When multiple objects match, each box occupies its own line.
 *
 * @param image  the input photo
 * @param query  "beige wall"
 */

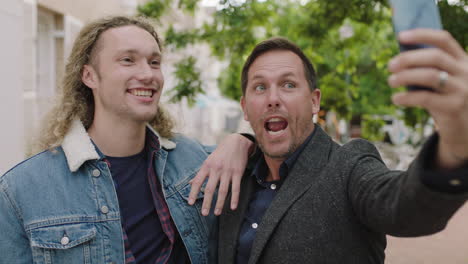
xmin=0 ymin=0 xmax=152 ymax=173
xmin=0 ymin=0 xmax=25 ymax=174
xmin=38 ymin=0 xmax=146 ymax=23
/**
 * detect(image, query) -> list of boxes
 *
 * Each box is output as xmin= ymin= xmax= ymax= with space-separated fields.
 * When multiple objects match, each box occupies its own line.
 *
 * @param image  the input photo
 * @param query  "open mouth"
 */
xmin=264 ymin=117 xmax=288 ymax=135
xmin=128 ymin=88 xmax=156 ymax=98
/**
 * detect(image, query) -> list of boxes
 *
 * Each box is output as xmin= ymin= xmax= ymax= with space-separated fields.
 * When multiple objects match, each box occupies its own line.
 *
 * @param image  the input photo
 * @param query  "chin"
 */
xmin=132 ymin=112 xmax=157 ymax=123
xmin=264 ymin=151 xmax=290 ymax=160
xmin=260 ymin=145 xmax=290 ymax=160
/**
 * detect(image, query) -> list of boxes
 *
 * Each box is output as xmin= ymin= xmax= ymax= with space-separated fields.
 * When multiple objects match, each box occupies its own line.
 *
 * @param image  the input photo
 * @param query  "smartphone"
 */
xmin=389 ymin=0 xmax=443 ymax=91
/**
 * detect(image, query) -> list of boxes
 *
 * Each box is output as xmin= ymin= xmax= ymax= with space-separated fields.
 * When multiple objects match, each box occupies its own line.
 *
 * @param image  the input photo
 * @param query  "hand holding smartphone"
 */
xmin=389 ymin=0 xmax=443 ymax=91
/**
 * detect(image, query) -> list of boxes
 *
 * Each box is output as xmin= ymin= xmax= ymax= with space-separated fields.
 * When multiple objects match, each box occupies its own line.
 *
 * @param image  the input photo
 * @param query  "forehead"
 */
xmin=96 ymin=25 xmax=160 ymax=55
xmin=248 ymin=50 xmax=304 ymax=80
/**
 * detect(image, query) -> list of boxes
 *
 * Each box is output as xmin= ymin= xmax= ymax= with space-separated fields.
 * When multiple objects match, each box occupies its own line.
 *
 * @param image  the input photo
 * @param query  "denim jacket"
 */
xmin=0 ymin=119 xmax=217 ymax=264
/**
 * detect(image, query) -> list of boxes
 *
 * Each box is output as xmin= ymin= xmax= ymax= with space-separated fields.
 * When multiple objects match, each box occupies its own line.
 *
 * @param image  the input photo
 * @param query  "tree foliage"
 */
xmin=139 ymin=0 xmax=467 ymax=142
xmin=167 ymin=56 xmax=204 ymax=107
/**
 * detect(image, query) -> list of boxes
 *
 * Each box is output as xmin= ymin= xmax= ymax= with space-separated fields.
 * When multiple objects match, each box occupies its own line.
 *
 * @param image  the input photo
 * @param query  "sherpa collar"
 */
xmin=61 ymin=119 xmax=176 ymax=172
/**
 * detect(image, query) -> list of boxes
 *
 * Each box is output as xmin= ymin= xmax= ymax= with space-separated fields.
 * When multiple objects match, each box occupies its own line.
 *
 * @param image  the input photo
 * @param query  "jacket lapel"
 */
xmin=219 ymin=167 xmax=257 ymax=264
xmin=248 ymin=126 xmax=333 ymax=263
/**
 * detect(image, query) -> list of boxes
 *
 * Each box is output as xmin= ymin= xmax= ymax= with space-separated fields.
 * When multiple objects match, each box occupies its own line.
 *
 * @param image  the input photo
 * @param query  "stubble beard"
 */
xmin=258 ymin=140 xmax=298 ymax=160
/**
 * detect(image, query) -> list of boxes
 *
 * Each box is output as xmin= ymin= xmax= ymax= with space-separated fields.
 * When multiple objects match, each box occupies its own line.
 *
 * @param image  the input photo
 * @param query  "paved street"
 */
xmin=386 ymin=203 xmax=468 ymax=263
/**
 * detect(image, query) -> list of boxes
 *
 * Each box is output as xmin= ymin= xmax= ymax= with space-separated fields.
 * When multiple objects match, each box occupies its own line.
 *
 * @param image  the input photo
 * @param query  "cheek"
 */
xmin=288 ymin=102 xmax=314 ymax=123
xmin=99 ymin=70 xmax=126 ymax=87
xmin=156 ymin=72 xmax=164 ymax=86
xmin=152 ymin=68 xmax=162 ymax=77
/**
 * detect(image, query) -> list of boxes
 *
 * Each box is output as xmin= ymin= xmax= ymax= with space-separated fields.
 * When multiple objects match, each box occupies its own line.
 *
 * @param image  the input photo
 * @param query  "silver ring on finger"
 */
xmin=438 ymin=71 xmax=449 ymax=90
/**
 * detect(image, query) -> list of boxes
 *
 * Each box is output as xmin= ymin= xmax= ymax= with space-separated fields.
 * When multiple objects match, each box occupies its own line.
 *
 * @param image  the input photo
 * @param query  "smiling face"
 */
xmin=241 ymin=49 xmax=321 ymax=161
xmin=82 ymin=25 xmax=163 ymax=124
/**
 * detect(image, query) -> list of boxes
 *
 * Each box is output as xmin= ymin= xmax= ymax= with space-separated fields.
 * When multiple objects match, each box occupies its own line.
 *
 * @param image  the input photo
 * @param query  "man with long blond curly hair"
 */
xmin=0 ymin=16 xmax=254 ymax=264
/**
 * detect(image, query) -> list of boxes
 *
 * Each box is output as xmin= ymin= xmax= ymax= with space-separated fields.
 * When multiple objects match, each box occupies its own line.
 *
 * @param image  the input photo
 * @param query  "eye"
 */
xmin=150 ymin=59 xmax=161 ymax=68
xmin=120 ymin=57 xmax=134 ymax=64
xmin=254 ymin=84 xmax=266 ymax=92
xmin=284 ymin=82 xmax=295 ymax=89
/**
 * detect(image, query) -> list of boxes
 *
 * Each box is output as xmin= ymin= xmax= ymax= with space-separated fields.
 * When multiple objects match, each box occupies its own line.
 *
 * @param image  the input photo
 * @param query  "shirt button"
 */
xmin=100 ymin=205 xmax=109 ymax=214
xmin=270 ymin=184 xmax=277 ymax=190
xmin=449 ymin=179 xmax=461 ymax=186
xmin=60 ymin=236 xmax=70 ymax=245
xmin=252 ymin=223 xmax=258 ymax=229
xmin=92 ymin=169 xmax=101 ymax=177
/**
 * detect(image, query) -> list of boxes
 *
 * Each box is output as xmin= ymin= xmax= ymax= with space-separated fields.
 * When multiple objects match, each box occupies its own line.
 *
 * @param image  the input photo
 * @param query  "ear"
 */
xmin=82 ymin=64 xmax=99 ymax=89
xmin=240 ymin=96 xmax=249 ymax=122
xmin=311 ymin=89 xmax=321 ymax=115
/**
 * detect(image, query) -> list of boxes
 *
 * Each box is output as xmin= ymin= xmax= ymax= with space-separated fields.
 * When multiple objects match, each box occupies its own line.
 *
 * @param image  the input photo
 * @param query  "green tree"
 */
xmin=139 ymin=0 xmax=467 ymax=143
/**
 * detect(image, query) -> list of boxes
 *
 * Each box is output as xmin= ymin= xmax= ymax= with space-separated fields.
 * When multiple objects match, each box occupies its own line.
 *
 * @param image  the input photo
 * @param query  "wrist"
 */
xmin=437 ymin=142 xmax=468 ymax=169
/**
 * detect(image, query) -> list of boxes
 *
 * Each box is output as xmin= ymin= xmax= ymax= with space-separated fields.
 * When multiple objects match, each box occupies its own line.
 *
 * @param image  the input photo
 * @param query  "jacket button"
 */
xmin=60 ymin=236 xmax=70 ymax=245
xmin=92 ymin=169 xmax=101 ymax=177
xmin=101 ymin=205 xmax=109 ymax=214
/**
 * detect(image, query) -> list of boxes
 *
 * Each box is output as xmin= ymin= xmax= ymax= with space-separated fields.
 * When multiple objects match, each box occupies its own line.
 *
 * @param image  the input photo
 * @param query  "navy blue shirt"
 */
xmin=236 ymin=129 xmax=317 ymax=264
xmin=102 ymin=134 xmax=190 ymax=264
xmin=107 ymin=149 xmax=166 ymax=263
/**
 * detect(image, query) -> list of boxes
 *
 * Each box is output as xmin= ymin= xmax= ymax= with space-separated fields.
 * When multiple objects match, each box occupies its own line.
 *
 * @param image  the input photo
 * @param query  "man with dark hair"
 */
xmin=218 ymin=33 xmax=468 ymax=263
xmin=0 ymin=16 xmax=253 ymax=264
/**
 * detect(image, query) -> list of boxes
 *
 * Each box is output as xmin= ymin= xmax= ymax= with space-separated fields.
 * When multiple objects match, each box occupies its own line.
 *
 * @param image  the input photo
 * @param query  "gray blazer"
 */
xmin=218 ymin=126 xmax=467 ymax=264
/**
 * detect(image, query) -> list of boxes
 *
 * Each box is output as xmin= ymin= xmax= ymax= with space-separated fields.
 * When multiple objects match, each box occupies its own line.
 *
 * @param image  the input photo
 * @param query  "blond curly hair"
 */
xmin=34 ymin=16 xmax=174 ymax=154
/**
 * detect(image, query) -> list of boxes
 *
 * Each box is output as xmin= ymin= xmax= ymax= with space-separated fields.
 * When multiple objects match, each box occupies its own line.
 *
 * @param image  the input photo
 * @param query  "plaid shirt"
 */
xmin=105 ymin=131 xmax=177 ymax=264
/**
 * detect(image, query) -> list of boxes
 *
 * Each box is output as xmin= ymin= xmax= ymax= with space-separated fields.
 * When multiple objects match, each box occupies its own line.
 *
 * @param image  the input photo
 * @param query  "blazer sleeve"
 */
xmin=345 ymin=136 xmax=468 ymax=237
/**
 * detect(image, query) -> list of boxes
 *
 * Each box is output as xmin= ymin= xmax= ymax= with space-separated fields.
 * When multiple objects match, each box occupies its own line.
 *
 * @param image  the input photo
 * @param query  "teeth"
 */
xmin=268 ymin=117 xmax=283 ymax=122
xmin=131 ymin=90 xmax=152 ymax=97
xmin=268 ymin=130 xmax=284 ymax=135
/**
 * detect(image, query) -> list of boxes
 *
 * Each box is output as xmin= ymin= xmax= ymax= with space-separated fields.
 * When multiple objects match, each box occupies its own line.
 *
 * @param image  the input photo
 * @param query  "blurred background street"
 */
xmin=386 ymin=204 xmax=468 ymax=264
xmin=377 ymin=143 xmax=468 ymax=264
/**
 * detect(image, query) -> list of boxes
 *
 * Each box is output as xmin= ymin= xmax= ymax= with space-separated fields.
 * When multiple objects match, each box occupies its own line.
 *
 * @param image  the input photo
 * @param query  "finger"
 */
xmin=388 ymin=48 xmax=462 ymax=76
xmin=388 ymin=68 xmax=456 ymax=93
xmin=214 ymin=172 xmax=231 ymax=216
xmin=399 ymin=29 xmax=466 ymax=60
xmin=188 ymin=166 xmax=208 ymax=205
xmin=392 ymin=91 xmax=450 ymax=112
xmin=230 ymin=172 xmax=242 ymax=210
xmin=201 ymin=168 xmax=220 ymax=216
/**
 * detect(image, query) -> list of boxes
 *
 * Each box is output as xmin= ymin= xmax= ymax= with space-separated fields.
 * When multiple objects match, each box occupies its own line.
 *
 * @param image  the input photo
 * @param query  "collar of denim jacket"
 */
xmin=146 ymin=124 xmax=177 ymax=150
xmin=62 ymin=119 xmax=176 ymax=172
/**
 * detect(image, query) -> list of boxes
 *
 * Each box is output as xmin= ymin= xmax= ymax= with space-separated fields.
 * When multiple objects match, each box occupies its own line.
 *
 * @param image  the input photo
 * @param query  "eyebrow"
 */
xmin=117 ymin=49 xmax=161 ymax=58
xmin=250 ymin=71 xmax=297 ymax=82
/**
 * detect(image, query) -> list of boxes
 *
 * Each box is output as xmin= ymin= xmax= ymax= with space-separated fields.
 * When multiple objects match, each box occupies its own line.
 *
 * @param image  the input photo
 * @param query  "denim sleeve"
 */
xmin=202 ymin=144 xmax=216 ymax=155
xmin=0 ymin=183 xmax=33 ymax=263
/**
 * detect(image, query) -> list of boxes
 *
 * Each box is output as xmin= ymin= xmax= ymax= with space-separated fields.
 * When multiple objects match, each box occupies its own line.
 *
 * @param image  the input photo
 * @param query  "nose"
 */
xmin=267 ymin=87 xmax=281 ymax=108
xmin=136 ymin=62 xmax=154 ymax=84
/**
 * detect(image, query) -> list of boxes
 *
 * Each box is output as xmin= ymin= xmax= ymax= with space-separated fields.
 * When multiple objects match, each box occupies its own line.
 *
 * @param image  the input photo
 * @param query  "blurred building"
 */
xmin=0 ymin=0 xmax=244 ymax=174
xmin=159 ymin=5 xmax=247 ymax=145
xmin=0 ymin=0 xmax=147 ymax=174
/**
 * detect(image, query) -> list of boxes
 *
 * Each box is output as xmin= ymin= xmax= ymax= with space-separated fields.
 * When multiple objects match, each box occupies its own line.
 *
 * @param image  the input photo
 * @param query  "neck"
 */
xmin=88 ymin=113 xmax=147 ymax=157
xmin=264 ymin=156 xmax=284 ymax=182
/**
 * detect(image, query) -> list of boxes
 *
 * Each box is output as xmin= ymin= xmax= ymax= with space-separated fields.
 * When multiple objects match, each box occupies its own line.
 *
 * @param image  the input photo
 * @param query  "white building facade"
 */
xmin=0 ymin=0 xmax=146 ymax=174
